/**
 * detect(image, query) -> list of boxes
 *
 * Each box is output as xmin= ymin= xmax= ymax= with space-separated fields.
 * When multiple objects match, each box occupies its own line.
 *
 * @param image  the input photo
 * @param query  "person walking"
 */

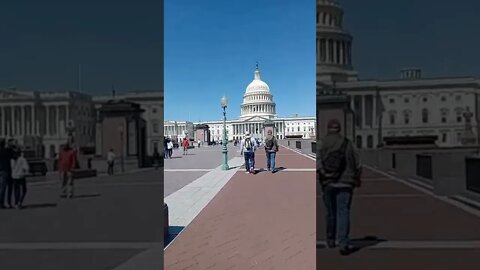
xmin=240 ymin=132 xmax=257 ymax=174
xmin=11 ymin=150 xmax=29 ymax=209
xmin=0 ymin=140 xmax=14 ymax=209
xmin=58 ymin=142 xmax=77 ymax=199
xmin=264 ymin=130 xmax=279 ymax=173
xmin=318 ymin=119 xmax=362 ymax=255
xmin=167 ymin=139 xmax=174 ymax=159
xmin=182 ymin=138 xmax=189 ymax=155
xmin=107 ymin=149 xmax=116 ymax=175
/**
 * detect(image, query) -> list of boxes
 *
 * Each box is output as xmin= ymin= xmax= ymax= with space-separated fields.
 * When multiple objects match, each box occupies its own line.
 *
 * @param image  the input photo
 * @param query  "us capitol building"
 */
xmin=318 ymin=0 xmax=480 ymax=148
xmin=165 ymin=65 xmax=316 ymax=142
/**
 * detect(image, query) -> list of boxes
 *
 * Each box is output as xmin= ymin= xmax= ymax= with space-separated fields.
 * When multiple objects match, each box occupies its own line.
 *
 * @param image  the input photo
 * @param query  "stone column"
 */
xmin=21 ymin=105 xmax=25 ymax=135
xmin=46 ymin=105 xmax=50 ymax=136
xmin=56 ymin=105 xmax=60 ymax=137
xmin=340 ymin=41 xmax=344 ymax=65
xmin=361 ymin=95 xmax=366 ymax=128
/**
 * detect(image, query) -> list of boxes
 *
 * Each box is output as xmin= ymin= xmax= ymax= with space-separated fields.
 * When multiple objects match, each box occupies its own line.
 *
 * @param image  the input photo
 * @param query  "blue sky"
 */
xmin=164 ymin=0 xmax=315 ymax=121
xmin=0 ymin=2 xmax=163 ymax=94
xmin=343 ymin=0 xmax=480 ymax=80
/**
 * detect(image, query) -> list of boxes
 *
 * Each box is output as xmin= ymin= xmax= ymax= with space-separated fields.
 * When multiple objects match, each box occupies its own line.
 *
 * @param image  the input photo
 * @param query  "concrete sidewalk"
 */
xmin=164 ymin=147 xmax=316 ymax=269
xmin=316 ymin=166 xmax=480 ymax=269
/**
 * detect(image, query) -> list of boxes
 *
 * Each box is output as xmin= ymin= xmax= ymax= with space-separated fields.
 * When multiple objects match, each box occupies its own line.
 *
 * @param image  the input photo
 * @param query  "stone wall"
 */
xmin=360 ymin=147 xmax=479 ymax=196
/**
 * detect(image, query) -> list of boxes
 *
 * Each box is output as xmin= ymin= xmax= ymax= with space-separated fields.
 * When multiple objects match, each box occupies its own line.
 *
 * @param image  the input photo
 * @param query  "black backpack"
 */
xmin=322 ymin=139 xmax=348 ymax=173
xmin=245 ymin=138 xmax=252 ymax=150
xmin=265 ymin=137 xmax=274 ymax=149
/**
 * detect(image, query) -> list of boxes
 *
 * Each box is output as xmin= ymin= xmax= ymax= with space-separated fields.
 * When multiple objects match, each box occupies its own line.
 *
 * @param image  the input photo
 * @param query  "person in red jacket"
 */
xmin=58 ymin=143 xmax=77 ymax=199
xmin=182 ymin=138 xmax=190 ymax=155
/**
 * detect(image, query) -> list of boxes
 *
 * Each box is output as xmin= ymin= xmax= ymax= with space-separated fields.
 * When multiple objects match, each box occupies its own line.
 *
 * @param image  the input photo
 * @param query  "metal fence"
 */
xmin=466 ymin=157 xmax=480 ymax=193
xmin=416 ymin=154 xmax=433 ymax=180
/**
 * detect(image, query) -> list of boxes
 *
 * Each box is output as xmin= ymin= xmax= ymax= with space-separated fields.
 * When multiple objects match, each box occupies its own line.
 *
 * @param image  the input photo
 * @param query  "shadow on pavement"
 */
xmin=164 ymin=226 xmax=185 ymax=248
xmin=73 ymin=194 xmax=101 ymax=199
xmin=23 ymin=203 xmax=58 ymax=209
xmin=317 ymin=236 xmax=386 ymax=255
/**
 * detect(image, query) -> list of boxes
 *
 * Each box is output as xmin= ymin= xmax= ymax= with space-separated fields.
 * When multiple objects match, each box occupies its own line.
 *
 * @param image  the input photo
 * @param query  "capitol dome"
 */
xmin=245 ymin=69 xmax=270 ymax=93
xmin=240 ymin=64 xmax=276 ymax=120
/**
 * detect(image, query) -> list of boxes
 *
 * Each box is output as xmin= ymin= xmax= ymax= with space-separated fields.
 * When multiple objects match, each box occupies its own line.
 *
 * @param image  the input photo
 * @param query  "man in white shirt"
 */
xmin=240 ymin=132 xmax=258 ymax=174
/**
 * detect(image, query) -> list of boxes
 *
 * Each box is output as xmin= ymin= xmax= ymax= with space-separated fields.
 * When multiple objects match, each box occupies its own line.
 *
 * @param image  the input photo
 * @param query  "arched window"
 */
xmin=404 ymin=110 xmax=411 ymax=125
xmin=388 ymin=111 xmax=397 ymax=125
xmin=422 ymin=108 xmax=429 ymax=123
xmin=440 ymin=108 xmax=449 ymax=123
xmin=356 ymin=135 xmax=362 ymax=149
xmin=367 ymin=135 xmax=374 ymax=149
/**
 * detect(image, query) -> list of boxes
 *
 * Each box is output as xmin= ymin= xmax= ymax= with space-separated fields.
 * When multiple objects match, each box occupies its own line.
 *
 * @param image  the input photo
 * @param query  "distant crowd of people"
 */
xmin=0 ymin=139 xmax=29 ymax=209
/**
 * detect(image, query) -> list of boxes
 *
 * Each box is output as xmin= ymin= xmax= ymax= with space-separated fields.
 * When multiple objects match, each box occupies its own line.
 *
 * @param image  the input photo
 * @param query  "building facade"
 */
xmin=0 ymin=88 xmax=162 ymax=158
xmin=0 ymin=88 xmax=95 ymax=158
xmin=165 ymin=66 xmax=316 ymax=142
xmin=318 ymin=0 xmax=480 ymax=148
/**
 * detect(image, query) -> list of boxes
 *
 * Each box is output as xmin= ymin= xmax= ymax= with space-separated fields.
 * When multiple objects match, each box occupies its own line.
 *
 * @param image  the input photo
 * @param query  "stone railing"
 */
xmin=360 ymin=147 xmax=480 ymax=197
xmin=279 ymin=139 xmax=316 ymax=155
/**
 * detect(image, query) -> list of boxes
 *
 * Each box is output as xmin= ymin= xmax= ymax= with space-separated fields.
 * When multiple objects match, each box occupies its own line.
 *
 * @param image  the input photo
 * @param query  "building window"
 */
xmin=389 ymin=113 xmax=396 ymax=125
xmin=456 ymin=95 xmax=462 ymax=102
xmin=457 ymin=114 xmax=462 ymax=123
xmin=442 ymin=133 xmax=447 ymax=143
xmin=404 ymin=112 xmax=410 ymax=125
xmin=152 ymin=108 xmax=157 ymax=113
xmin=423 ymin=97 xmax=428 ymax=103
xmin=404 ymin=98 xmax=410 ymax=103
xmin=441 ymin=96 xmax=446 ymax=102
xmin=422 ymin=108 xmax=429 ymax=123
xmin=297 ymin=127 xmax=300 ymax=132
xmin=389 ymin=98 xmax=395 ymax=104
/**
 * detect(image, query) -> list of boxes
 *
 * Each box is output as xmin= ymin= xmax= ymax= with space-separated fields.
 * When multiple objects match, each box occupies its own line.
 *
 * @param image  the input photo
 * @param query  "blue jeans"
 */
xmin=323 ymin=185 xmax=353 ymax=248
xmin=244 ymin=151 xmax=255 ymax=172
xmin=0 ymin=171 xmax=8 ymax=207
xmin=266 ymin=151 xmax=276 ymax=170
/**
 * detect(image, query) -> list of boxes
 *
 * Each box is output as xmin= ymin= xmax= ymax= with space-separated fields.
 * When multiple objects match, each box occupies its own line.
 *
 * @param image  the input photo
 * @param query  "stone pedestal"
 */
xmin=263 ymin=119 xmax=276 ymax=138
xmin=316 ymin=90 xmax=354 ymax=142
xmin=96 ymin=100 xmax=147 ymax=168
xmin=195 ymin=124 xmax=210 ymax=143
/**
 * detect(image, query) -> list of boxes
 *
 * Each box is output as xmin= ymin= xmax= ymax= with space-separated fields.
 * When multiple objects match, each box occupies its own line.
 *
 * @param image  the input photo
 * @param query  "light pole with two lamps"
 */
xmin=221 ymin=96 xmax=229 ymax=171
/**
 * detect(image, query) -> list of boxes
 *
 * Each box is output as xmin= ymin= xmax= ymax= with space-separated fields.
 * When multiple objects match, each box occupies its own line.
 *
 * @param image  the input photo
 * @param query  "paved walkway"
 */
xmin=0 ymin=169 xmax=162 ymax=270
xmin=317 ymin=165 xmax=480 ymax=269
xmin=164 ymin=146 xmax=316 ymax=269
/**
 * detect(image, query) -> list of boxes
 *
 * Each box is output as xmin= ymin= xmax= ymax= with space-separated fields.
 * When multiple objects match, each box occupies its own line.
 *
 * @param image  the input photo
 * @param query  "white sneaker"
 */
xmin=245 ymin=171 xmax=250 ymax=174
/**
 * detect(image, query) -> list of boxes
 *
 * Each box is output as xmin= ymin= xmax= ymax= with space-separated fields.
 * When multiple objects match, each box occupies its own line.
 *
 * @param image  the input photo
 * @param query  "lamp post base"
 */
xmin=222 ymin=148 xmax=229 ymax=171
xmin=221 ymin=163 xmax=230 ymax=171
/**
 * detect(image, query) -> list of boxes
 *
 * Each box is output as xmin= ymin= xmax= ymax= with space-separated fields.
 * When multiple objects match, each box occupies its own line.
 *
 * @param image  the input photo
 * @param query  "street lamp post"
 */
xmin=221 ymin=96 xmax=229 ymax=171
xmin=118 ymin=125 xmax=125 ymax=172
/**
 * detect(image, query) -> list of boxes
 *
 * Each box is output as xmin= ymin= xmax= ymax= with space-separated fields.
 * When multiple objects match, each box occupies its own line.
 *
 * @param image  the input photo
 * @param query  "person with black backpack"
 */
xmin=318 ymin=119 xmax=362 ymax=255
xmin=240 ymin=132 xmax=257 ymax=174
xmin=264 ymin=130 xmax=279 ymax=173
